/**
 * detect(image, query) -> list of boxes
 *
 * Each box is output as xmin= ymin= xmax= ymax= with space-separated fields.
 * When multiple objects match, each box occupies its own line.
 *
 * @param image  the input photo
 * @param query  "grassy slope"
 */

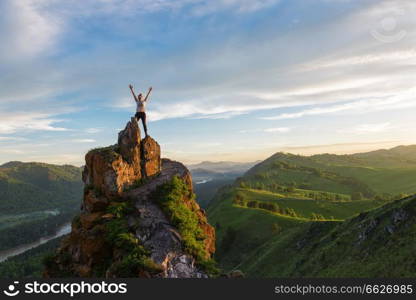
xmin=209 ymin=187 xmax=310 ymax=270
xmin=208 ymin=146 xmax=416 ymax=277
xmin=237 ymin=195 xmax=416 ymax=278
xmin=235 ymin=188 xmax=381 ymax=220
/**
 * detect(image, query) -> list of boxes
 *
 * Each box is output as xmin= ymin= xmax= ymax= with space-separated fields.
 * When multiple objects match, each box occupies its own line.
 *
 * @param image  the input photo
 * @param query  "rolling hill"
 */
xmin=208 ymin=145 xmax=416 ymax=277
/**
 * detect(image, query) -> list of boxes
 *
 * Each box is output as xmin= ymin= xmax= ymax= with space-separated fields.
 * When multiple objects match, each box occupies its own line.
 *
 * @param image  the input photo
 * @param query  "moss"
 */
xmin=152 ymin=176 xmax=219 ymax=275
xmin=109 ymin=252 xmax=163 ymax=278
xmin=106 ymin=201 xmax=135 ymax=218
xmin=105 ymin=219 xmax=129 ymax=243
xmin=103 ymin=199 xmax=162 ymax=277
xmin=89 ymin=144 xmax=121 ymax=162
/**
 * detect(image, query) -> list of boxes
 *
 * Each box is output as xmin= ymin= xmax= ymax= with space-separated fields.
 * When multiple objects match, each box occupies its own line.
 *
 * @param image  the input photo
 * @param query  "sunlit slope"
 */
xmin=237 ymin=195 xmax=416 ymax=277
xmin=243 ymin=146 xmax=416 ymax=198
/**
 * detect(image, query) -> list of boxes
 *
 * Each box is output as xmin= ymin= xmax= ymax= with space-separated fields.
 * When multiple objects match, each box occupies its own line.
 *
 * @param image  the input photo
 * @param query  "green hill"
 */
xmin=234 ymin=195 xmax=416 ymax=277
xmin=242 ymin=145 xmax=416 ymax=199
xmin=208 ymin=145 xmax=416 ymax=277
xmin=0 ymin=162 xmax=83 ymax=251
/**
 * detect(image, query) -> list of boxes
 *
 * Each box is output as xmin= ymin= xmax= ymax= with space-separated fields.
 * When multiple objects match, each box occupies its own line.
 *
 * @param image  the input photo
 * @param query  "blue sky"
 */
xmin=1 ymin=0 xmax=416 ymax=166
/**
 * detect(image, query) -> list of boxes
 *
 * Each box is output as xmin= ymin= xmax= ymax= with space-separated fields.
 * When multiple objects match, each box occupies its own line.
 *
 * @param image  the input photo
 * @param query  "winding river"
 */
xmin=0 ymin=222 xmax=72 ymax=263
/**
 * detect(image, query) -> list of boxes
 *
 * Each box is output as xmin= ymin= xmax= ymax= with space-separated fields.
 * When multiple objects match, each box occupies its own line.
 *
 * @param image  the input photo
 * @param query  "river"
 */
xmin=0 ymin=222 xmax=72 ymax=263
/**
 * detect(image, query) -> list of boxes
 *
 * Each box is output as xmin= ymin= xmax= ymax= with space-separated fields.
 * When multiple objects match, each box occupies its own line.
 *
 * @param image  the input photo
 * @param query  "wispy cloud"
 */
xmin=0 ymin=113 xmax=69 ymax=134
xmin=339 ymin=122 xmax=394 ymax=135
xmin=85 ymin=128 xmax=102 ymax=134
xmin=0 ymin=137 xmax=27 ymax=141
xmin=240 ymin=127 xmax=291 ymax=134
xmin=262 ymin=89 xmax=416 ymax=120
xmin=71 ymin=139 xmax=96 ymax=143
xmin=264 ymin=127 xmax=291 ymax=133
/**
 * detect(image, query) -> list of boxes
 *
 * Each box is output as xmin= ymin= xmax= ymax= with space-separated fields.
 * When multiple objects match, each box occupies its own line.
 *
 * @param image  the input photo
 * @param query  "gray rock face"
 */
xmin=126 ymin=159 xmax=209 ymax=278
xmin=357 ymin=218 xmax=379 ymax=244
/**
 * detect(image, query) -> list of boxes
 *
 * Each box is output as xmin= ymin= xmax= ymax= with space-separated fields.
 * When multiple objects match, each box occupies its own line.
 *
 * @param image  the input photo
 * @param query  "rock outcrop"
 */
xmin=44 ymin=118 xmax=215 ymax=278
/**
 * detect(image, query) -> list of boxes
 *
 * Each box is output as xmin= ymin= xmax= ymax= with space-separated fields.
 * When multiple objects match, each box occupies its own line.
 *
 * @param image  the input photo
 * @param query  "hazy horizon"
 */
xmin=1 ymin=141 xmax=415 ymax=167
xmin=1 ymin=0 xmax=415 ymax=166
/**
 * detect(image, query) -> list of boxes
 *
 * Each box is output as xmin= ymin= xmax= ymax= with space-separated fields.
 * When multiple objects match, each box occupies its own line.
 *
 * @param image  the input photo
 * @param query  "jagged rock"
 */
xmin=357 ymin=218 xmax=379 ymax=244
xmin=141 ymin=136 xmax=161 ymax=177
xmin=82 ymin=118 xmax=162 ymax=200
xmin=118 ymin=117 xmax=141 ymax=163
xmin=166 ymin=255 xmax=208 ymax=278
xmin=83 ymin=190 xmax=109 ymax=213
xmin=392 ymin=208 xmax=408 ymax=224
xmin=45 ymin=119 xmax=215 ymax=279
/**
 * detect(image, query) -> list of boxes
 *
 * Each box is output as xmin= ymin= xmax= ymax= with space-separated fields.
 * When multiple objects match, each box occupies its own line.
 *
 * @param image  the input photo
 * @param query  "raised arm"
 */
xmin=144 ymin=87 xmax=153 ymax=102
xmin=129 ymin=84 xmax=138 ymax=101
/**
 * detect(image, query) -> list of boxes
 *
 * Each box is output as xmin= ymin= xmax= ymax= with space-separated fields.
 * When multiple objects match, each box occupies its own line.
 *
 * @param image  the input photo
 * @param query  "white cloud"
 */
xmin=339 ymin=122 xmax=394 ymax=135
xmin=0 ymin=0 xmax=62 ymax=63
xmin=0 ymin=112 xmax=69 ymax=134
xmin=85 ymin=128 xmax=102 ymax=134
xmin=262 ymin=89 xmax=416 ymax=120
xmin=0 ymin=137 xmax=27 ymax=141
xmin=239 ymin=127 xmax=291 ymax=134
xmin=71 ymin=139 xmax=96 ymax=143
xmin=354 ymin=123 xmax=393 ymax=133
xmin=264 ymin=127 xmax=291 ymax=133
xmin=191 ymin=0 xmax=281 ymax=15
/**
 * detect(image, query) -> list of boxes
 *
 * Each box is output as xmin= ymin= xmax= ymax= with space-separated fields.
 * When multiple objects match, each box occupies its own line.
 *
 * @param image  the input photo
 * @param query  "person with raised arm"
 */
xmin=129 ymin=84 xmax=152 ymax=137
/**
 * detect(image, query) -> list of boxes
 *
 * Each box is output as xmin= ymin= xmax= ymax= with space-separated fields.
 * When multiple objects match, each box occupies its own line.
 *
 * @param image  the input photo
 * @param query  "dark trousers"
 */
xmin=135 ymin=112 xmax=148 ymax=136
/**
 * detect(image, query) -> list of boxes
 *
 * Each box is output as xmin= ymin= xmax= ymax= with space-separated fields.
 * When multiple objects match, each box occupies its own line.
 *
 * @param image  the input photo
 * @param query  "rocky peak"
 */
xmin=82 ymin=117 xmax=161 ymax=200
xmin=45 ymin=118 xmax=215 ymax=278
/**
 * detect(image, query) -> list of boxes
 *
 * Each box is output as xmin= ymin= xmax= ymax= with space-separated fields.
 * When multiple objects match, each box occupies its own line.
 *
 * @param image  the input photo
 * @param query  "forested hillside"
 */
xmin=0 ymin=162 xmax=83 ymax=251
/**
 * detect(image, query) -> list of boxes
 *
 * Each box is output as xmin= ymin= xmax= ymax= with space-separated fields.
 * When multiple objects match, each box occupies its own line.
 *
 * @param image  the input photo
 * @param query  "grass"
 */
xmin=88 ymin=144 xmax=121 ymax=162
xmin=102 ymin=200 xmax=163 ymax=277
xmin=234 ymin=188 xmax=381 ymax=220
xmin=208 ymin=186 xmax=309 ymax=270
xmin=237 ymin=195 xmax=416 ymax=278
xmin=152 ymin=176 xmax=218 ymax=275
xmin=208 ymin=180 xmax=416 ymax=277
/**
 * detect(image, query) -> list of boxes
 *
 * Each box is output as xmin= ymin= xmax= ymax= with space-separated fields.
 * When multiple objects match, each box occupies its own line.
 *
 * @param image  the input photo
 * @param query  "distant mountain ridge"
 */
xmin=188 ymin=161 xmax=259 ymax=174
